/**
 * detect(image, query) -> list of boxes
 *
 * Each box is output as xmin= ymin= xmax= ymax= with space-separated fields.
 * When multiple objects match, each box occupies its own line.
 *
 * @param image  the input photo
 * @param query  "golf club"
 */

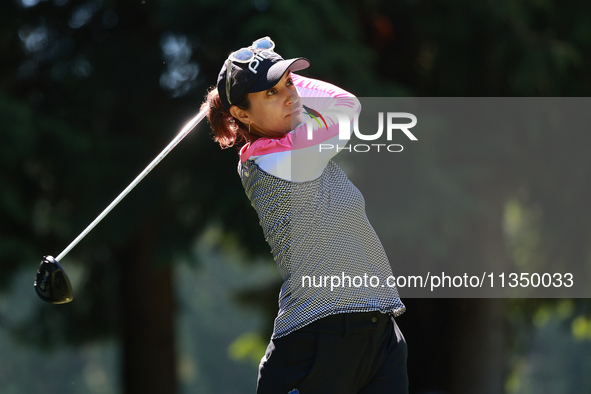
xmin=34 ymin=107 xmax=208 ymax=304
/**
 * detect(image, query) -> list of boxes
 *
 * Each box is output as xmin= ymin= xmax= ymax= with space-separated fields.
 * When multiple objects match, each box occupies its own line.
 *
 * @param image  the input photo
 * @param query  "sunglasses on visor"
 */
xmin=225 ymin=37 xmax=276 ymax=105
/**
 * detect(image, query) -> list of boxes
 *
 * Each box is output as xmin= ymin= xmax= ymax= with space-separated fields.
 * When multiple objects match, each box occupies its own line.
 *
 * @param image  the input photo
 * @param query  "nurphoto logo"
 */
xmin=305 ymin=110 xmax=418 ymax=153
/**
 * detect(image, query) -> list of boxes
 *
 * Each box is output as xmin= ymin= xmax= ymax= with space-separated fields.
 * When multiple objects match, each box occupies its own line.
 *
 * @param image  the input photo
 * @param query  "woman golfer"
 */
xmin=202 ymin=37 xmax=408 ymax=394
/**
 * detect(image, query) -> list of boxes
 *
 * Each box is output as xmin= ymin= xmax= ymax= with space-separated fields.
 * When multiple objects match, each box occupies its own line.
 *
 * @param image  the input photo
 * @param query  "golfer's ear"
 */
xmin=230 ymin=106 xmax=251 ymax=125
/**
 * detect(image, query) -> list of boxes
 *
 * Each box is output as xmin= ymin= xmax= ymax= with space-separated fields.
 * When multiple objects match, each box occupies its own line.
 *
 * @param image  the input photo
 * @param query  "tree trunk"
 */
xmin=400 ymin=187 xmax=508 ymax=394
xmin=450 ymin=298 xmax=507 ymax=394
xmin=119 ymin=224 xmax=177 ymax=394
xmin=449 ymin=188 xmax=508 ymax=394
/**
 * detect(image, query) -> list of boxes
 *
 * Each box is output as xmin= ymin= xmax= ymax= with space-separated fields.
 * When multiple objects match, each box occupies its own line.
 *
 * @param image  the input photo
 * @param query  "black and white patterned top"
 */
xmin=238 ymin=74 xmax=405 ymax=338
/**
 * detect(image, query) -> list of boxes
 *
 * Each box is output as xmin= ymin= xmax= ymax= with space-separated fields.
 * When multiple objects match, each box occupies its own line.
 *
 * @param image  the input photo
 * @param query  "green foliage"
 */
xmin=228 ymin=331 xmax=267 ymax=366
xmin=506 ymin=300 xmax=591 ymax=393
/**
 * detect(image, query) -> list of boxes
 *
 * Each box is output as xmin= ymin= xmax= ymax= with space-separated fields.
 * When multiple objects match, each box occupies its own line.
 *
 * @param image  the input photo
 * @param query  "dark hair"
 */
xmin=200 ymin=87 xmax=251 ymax=149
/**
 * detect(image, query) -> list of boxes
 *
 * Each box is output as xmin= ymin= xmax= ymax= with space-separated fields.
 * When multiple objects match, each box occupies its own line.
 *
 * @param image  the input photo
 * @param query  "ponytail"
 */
xmin=200 ymin=87 xmax=250 ymax=149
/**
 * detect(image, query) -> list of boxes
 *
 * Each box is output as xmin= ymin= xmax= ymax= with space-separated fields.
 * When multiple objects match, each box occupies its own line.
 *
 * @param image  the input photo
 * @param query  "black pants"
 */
xmin=257 ymin=311 xmax=408 ymax=394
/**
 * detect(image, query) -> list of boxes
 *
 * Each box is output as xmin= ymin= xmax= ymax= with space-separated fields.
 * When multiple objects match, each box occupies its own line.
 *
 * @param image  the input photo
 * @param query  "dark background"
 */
xmin=1 ymin=0 xmax=591 ymax=393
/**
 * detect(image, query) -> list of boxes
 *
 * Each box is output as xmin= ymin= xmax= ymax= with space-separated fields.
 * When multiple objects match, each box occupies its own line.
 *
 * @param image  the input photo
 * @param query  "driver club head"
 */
xmin=34 ymin=256 xmax=74 ymax=304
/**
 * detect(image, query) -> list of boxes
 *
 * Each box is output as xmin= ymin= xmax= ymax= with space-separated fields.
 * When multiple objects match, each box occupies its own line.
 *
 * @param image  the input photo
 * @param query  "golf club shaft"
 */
xmin=55 ymin=108 xmax=208 ymax=262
